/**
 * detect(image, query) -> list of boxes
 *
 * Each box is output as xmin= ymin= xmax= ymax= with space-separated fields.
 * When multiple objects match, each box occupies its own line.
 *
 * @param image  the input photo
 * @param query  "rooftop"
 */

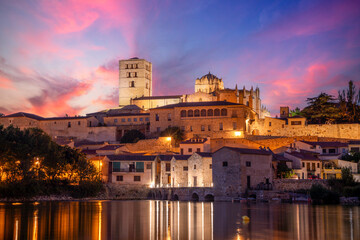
xmin=285 ymin=151 xmax=319 ymax=161
xmin=133 ymin=95 xmax=182 ymax=100
xmin=301 ymin=141 xmax=348 ymax=148
xmin=107 ymin=155 xmax=156 ymax=161
xmin=2 ymin=112 xmax=44 ymax=120
xmin=198 ymin=72 xmax=221 ymax=80
xmin=216 ymin=146 xmax=272 ymax=155
xmin=151 ymin=101 xmax=243 ymax=110
xmin=181 ymin=138 xmax=208 ymax=144
xmin=195 ymin=152 xmax=212 ymax=157
xmin=97 ymin=145 xmax=123 ymax=151
xmin=349 ymin=140 xmax=360 ymax=145
xmin=172 ymin=155 xmax=192 ymax=160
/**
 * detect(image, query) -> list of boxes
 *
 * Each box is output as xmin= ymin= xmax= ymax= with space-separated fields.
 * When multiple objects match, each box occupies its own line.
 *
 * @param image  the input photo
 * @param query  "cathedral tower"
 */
xmin=119 ymin=58 xmax=152 ymax=107
xmin=195 ymin=72 xmax=224 ymax=93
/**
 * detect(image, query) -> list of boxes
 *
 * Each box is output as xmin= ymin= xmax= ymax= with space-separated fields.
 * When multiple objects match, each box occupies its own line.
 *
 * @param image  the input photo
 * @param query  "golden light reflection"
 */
xmin=98 ymin=201 xmax=102 ymax=240
xmin=32 ymin=209 xmax=38 ymax=240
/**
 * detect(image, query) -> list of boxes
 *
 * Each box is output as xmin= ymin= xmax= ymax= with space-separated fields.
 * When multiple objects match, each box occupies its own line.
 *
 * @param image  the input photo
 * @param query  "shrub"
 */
xmin=310 ymin=184 xmax=340 ymax=204
xmin=344 ymin=185 xmax=360 ymax=198
xmin=69 ymin=180 xmax=105 ymax=198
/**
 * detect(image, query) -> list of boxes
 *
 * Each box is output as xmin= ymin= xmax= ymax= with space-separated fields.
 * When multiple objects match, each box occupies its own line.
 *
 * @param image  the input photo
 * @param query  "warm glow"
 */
xmin=234 ymin=131 xmax=241 ymax=137
xmin=99 ymin=162 xmax=103 ymax=166
xmin=150 ymin=182 xmax=155 ymax=188
xmin=35 ymin=161 xmax=40 ymax=165
xmin=166 ymin=137 xmax=171 ymax=141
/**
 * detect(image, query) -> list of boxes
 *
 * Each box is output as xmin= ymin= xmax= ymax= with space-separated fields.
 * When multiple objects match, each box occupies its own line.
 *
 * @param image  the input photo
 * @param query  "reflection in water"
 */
xmin=0 ymin=200 xmax=359 ymax=240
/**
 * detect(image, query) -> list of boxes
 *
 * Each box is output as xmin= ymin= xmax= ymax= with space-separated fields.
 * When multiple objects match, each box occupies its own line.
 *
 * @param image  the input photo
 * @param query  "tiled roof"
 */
xmin=195 ymin=152 xmax=212 ymax=157
xmin=97 ymin=145 xmax=123 ymax=151
xmin=273 ymin=154 xmax=292 ymax=162
xmin=133 ymin=95 xmax=182 ymax=100
xmin=216 ymin=147 xmax=272 ymax=155
xmin=105 ymin=113 xmax=149 ymax=117
xmin=286 ymin=151 xmax=319 ymax=161
xmin=74 ymin=140 xmax=106 ymax=147
xmin=107 ymin=155 xmax=156 ymax=161
xmin=172 ymin=155 xmax=192 ymax=160
xmin=157 ymin=155 xmax=175 ymax=161
xmin=151 ymin=101 xmax=243 ymax=110
xmin=3 ymin=112 xmax=44 ymax=120
xmin=301 ymin=141 xmax=348 ymax=148
xmin=349 ymin=140 xmax=360 ymax=145
xmin=81 ymin=149 xmax=97 ymax=155
xmin=181 ymin=138 xmax=208 ymax=144
xmin=43 ymin=116 xmax=88 ymax=121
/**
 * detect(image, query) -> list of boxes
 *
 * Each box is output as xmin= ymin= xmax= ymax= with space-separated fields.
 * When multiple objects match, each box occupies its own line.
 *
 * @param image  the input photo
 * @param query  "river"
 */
xmin=0 ymin=200 xmax=359 ymax=240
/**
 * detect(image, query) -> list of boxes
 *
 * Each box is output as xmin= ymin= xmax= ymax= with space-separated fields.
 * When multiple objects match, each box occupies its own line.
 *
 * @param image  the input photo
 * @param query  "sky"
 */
xmin=0 ymin=0 xmax=359 ymax=117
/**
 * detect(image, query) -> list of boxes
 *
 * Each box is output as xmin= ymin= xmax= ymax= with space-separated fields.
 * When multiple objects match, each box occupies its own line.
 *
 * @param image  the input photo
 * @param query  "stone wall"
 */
xmin=273 ymin=179 xmax=328 ymax=191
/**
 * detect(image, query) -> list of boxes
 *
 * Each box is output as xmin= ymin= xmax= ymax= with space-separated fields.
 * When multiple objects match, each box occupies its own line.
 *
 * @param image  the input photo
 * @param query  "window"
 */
xmin=232 ymin=122 xmax=237 ymax=130
xmin=183 ymin=166 xmax=188 ymax=171
xmin=113 ymin=162 xmax=120 ymax=172
xmin=194 ymin=110 xmax=200 ymax=117
xmin=155 ymin=114 xmax=159 ymax=121
xmin=54 ymin=121 xmax=56 ymax=124
xmin=269 ymin=122 xmax=272 ymax=127
xmin=168 ymin=113 xmax=171 ymax=121
xmin=219 ymin=122 xmax=223 ymax=131
xmin=140 ymin=118 xmax=143 ymax=122
xmin=145 ymin=117 xmax=149 ymax=121
xmin=114 ymin=119 xmax=118 ymax=123
xmin=223 ymin=161 xmax=228 ymax=167
xmin=134 ymin=72 xmax=137 ymax=77
xmin=246 ymin=101 xmax=249 ymax=106
xmin=129 ymin=81 xmax=135 ymax=87
xmin=194 ymin=165 xmax=196 ymax=169
xmin=329 ymin=149 xmax=336 ymax=154
xmin=135 ymin=64 xmax=138 ymax=68
xmin=188 ymin=148 xmax=192 ymax=153
xmin=246 ymin=161 xmax=251 ymax=167
xmin=209 ymin=164 xmax=212 ymax=169
xmin=157 ymin=127 xmax=161 ymax=132
xmin=181 ymin=110 xmax=186 ymax=117
xmin=116 ymin=176 xmax=123 ymax=181
xmin=125 ymin=64 xmax=128 ymax=69
xmin=180 ymin=148 xmax=184 ymax=155
xmin=312 ymin=163 xmax=315 ymax=171
xmin=201 ymin=125 xmax=205 ymax=131
xmin=214 ymin=109 xmax=220 ymax=116
xmin=291 ymin=121 xmax=302 ymax=125
xmin=133 ymin=118 xmax=137 ymax=122
xmin=136 ymin=162 xmax=144 ymax=172
xmin=128 ymin=118 xmax=131 ymax=122
xmin=134 ymin=176 xmax=141 ymax=182
xmin=121 ymin=118 xmax=126 ymax=122
xmin=201 ymin=109 xmax=206 ymax=116
xmin=68 ymin=122 xmax=71 ymax=128
xmin=146 ymin=163 xmax=152 ymax=169
xmin=196 ymin=148 xmax=200 ymax=152
xmin=78 ymin=121 xmax=81 ymax=126
xmin=166 ymin=163 xmax=171 ymax=172
xmin=302 ymin=162 xmax=305 ymax=168
xmin=190 ymin=126 xmax=193 ymax=132
xmin=221 ymin=108 xmax=227 ymax=116
xmin=208 ymin=125 xmax=211 ymax=131
xmin=127 ymin=72 xmax=131 ymax=77
xmin=207 ymin=109 xmax=213 ymax=116
xmin=188 ymin=110 xmax=193 ymax=117
xmin=317 ymin=163 xmax=320 ymax=168
xmin=322 ymin=149 xmax=326 ymax=154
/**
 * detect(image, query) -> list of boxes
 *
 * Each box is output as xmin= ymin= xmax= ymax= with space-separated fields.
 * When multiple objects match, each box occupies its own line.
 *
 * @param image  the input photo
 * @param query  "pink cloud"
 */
xmin=0 ymin=76 xmax=15 ymax=89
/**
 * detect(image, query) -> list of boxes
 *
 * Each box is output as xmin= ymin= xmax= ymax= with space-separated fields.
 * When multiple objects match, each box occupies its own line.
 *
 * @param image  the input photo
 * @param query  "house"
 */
xmin=170 ymin=155 xmax=191 ymax=187
xmin=348 ymin=140 xmax=360 ymax=152
xmin=212 ymin=147 xmax=273 ymax=200
xmin=187 ymin=152 xmax=213 ymax=187
xmin=96 ymin=144 xmax=123 ymax=155
xmin=107 ymin=155 xmax=156 ymax=186
xmin=293 ymin=141 xmax=348 ymax=157
xmin=284 ymin=150 xmax=322 ymax=179
xmin=179 ymin=137 xmax=210 ymax=155
xmin=155 ymin=155 xmax=175 ymax=187
xmin=89 ymin=155 xmax=109 ymax=182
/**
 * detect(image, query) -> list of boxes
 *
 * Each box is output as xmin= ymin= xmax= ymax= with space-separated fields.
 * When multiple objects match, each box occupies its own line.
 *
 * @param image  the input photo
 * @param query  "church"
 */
xmin=118 ymin=57 xmax=270 ymax=119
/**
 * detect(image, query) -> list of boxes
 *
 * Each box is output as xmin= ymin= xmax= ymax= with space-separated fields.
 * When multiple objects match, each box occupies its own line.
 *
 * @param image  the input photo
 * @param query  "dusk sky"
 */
xmin=0 ymin=0 xmax=359 ymax=117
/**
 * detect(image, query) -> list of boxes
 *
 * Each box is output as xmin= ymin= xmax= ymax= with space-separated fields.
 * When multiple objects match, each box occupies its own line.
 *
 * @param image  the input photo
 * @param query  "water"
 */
xmin=0 ymin=200 xmax=359 ymax=240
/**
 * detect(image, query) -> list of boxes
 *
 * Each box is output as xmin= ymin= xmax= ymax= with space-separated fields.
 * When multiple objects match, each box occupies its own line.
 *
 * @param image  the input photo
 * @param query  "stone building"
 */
xmin=284 ymin=150 xmax=322 ymax=179
xmin=179 ymin=137 xmax=210 ymax=155
xmin=170 ymin=155 xmax=191 ymax=187
xmin=195 ymin=72 xmax=224 ymax=93
xmin=187 ymin=152 xmax=213 ymax=187
xmin=119 ymin=58 xmax=152 ymax=107
xmin=212 ymin=147 xmax=273 ymax=200
xmin=149 ymin=101 xmax=257 ymax=138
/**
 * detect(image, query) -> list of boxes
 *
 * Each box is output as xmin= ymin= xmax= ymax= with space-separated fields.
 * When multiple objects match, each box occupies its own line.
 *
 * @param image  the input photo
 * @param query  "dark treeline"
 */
xmin=297 ymin=81 xmax=360 ymax=124
xmin=0 ymin=126 xmax=104 ymax=199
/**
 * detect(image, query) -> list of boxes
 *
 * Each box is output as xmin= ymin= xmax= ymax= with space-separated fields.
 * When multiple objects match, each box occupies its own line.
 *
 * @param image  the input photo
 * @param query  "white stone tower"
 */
xmin=119 ymin=58 xmax=152 ymax=107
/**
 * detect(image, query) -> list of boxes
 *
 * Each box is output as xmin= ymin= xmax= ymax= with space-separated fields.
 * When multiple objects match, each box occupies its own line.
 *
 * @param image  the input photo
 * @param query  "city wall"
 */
xmin=273 ymin=179 xmax=328 ymax=191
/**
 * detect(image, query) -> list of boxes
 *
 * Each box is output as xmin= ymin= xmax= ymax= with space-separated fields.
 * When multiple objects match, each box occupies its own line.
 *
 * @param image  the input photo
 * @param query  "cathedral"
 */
xmin=119 ymin=58 xmax=269 ymax=119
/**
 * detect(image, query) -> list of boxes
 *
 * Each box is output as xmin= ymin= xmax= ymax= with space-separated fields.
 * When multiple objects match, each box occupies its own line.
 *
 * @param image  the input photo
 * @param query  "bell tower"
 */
xmin=119 ymin=58 xmax=152 ymax=107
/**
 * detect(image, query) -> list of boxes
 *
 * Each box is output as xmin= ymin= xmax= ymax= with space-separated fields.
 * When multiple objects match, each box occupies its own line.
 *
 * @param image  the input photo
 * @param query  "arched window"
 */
xmin=188 ymin=110 xmax=193 ymax=117
xmin=207 ymin=109 xmax=213 ymax=116
xmin=180 ymin=110 xmax=186 ymax=117
xmin=194 ymin=110 xmax=200 ymax=117
xmin=221 ymin=108 xmax=227 ymax=116
xmin=130 ymin=81 xmax=135 ymax=87
xmin=201 ymin=109 xmax=206 ymax=116
xmin=214 ymin=109 xmax=220 ymax=116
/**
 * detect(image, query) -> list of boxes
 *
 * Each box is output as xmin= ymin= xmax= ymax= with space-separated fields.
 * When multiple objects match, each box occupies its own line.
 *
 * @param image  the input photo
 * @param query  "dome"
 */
xmin=199 ymin=72 xmax=220 ymax=80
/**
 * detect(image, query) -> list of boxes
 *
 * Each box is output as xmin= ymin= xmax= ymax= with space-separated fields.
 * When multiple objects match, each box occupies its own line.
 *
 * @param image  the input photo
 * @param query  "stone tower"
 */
xmin=119 ymin=58 xmax=152 ymax=107
xmin=195 ymin=72 xmax=224 ymax=93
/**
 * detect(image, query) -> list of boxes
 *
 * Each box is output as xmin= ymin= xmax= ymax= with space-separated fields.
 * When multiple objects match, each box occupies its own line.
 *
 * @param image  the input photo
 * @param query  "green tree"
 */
xmin=276 ymin=162 xmax=293 ymax=179
xmin=341 ymin=151 xmax=360 ymax=163
xmin=338 ymin=80 xmax=360 ymax=123
xmin=301 ymin=93 xmax=340 ymax=124
xmin=160 ymin=126 xmax=185 ymax=146
xmin=120 ymin=130 xmax=145 ymax=143
xmin=341 ymin=167 xmax=355 ymax=187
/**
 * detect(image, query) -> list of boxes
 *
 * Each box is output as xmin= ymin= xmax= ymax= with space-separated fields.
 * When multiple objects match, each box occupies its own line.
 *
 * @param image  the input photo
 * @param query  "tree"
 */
xmin=341 ymin=151 xmax=360 ymax=163
xmin=338 ymin=80 xmax=360 ymax=123
xmin=290 ymin=107 xmax=302 ymax=117
xmin=341 ymin=167 xmax=355 ymax=187
xmin=120 ymin=130 xmax=145 ymax=143
xmin=160 ymin=127 xmax=185 ymax=146
xmin=276 ymin=162 xmax=293 ymax=179
xmin=301 ymin=93 xmax=340 ymax=124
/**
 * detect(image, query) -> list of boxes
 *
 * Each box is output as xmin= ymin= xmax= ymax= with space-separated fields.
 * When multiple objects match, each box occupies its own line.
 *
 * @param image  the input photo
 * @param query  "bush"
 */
xmin=69 ymin=180 xmax=105 ymax=198
xmin=310 ymin=184 xmax=340 ymax=204
xmin=344 ymin=185 xmax=360 ymax=198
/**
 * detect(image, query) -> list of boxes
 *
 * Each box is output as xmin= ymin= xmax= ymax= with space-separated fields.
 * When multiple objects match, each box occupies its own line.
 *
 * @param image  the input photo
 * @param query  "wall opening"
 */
xmin=204 ymin=194 xmax=214 ymax=202
xmin=191 ymin=193 xmax=199 ymax=201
